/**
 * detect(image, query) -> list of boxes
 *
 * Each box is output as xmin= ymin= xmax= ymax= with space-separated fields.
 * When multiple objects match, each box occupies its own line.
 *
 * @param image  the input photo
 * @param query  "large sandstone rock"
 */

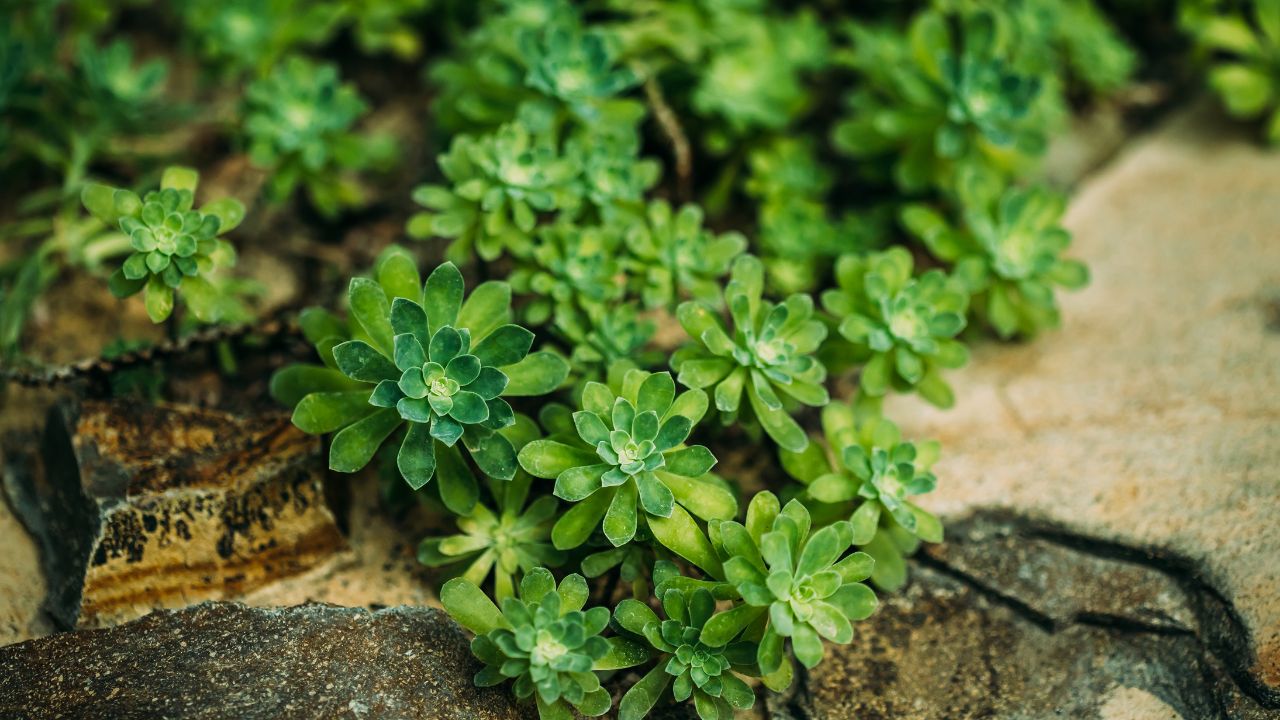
xmin=0 ymin=602 xmax=522 ymax=719
xmin=16 ymin=399 xmax=345 ymax=628
xmin=884 ymin=99 xmax=1280 ymax=706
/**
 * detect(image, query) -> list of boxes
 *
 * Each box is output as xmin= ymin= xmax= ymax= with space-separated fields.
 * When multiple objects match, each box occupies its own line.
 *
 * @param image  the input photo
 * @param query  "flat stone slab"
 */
xmin=885 ymin=101 xmax=1280 ymax=700
xmin=0 ymin=602 xmax=522 ymax=720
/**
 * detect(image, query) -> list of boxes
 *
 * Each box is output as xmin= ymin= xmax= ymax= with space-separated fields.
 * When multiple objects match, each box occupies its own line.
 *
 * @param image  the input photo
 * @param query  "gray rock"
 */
xmin=788 ymin=565 xmax=1274 ymax=720
xmin=0 ymin=602 xmax=523 ymax=720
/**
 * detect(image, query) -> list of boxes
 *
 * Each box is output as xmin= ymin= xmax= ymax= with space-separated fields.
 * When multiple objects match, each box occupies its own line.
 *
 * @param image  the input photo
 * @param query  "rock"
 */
xmin=922 ymin=514 xmax=1198 ymax=634
xmin=14 ymin=399 xmax=345 ymax=629
xmin=791 ymin=565 xmax=1273 ymax=720
xmin=237 ymin=469 xmax=440 ymax=612
xmin=0 ymin=601 xmax=522 ymax=720
xmin=0 ymin=441 xmax=51 ymax=645
xmin=884 ymin=99 xmax=1280 ymax=702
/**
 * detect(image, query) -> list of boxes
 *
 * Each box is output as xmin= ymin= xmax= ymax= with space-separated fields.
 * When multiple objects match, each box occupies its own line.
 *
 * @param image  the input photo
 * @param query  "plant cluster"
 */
xmin=1183 ymin=0 xmax=1280 ymax=144
xmin=263 ymin=1 xmax=1124 ymax=717
xmin=10 ymin=0 xmax=1258 ymax=717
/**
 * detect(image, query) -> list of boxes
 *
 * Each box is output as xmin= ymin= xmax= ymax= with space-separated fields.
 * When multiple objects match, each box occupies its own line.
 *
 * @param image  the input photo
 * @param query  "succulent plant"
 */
xmin=673 ymin=255 xmax=828 ymax=452
xmin=509 ymin=222 xmax=627 ymax=327
xmin=80 ymin=166 xmax=244 ymax=323
xmin=76 ymin=38 xmax=168 ymax=127
xmin=419 ymin=416 xmax=566 ymax=600
xmin=243 ymin=56 xmax=393 ymax=216
xmin=780 ymin=402 xmax=943 ymax=591
xmin=624 ymin=200 xmax=747 ymax=311
xmin=689 ymin=7 xmax=829 ymax=134
xmin=834 ymin=10 xmax=1045 ymax=193
xmin=1185 ymin=0 xmax=1280 ymax=143
xmin=441 ymin=568 xmax=648 ymax=719
xmin=903 ymin=175 xmax=1088 ymax=338
xmin=549 ymin=301 xmax=660 ymax=379
xmin=409 ymin=117 xmax=582 ymax=263
xmin=518 ymin=367 xmax=735 ymax=557
xmin=570 ymin=131 xmax=659 ymax=214
xmin=178 ymin=0 xmax=342 ymax=76
xmin=519 ymin=20 xmax=638 ymax=121
xmin=822 ymin=247 xmax=970 ymax=408
xmin=282 ymin=260 xmax=569 ymax=514
xmin=428 ymin=0 xmax=571 ymax=133
xmin=614 ymin=587 xmax=757 ymax=720
xmin=702 ymin=493 xmax=878 ymax=680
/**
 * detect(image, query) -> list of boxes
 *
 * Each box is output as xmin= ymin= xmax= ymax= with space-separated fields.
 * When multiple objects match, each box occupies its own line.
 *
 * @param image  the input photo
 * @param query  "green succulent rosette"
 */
xmin=822 ymin=247 xmax=970 ymax=408
xmin=614 ymin=587 xmax=757 ymax=720
xmin=519 ymin=366 xmax=735 ymax=561
xmin=441 ymin=568 xmax=648 ymax=720
xmin=834 ymin=10 xmax=1045 ymax=193
xmin=81 ymin=166 xmax=244 ymax=323
xmin=624 ymin=199 xmax=747 ymax=312
xmin=780 ymin=402 xmax=943 ymax=591
xmin=278 ymin=259 xmax=569 ymax=514
xmin=701 ymin=493 xmax=878 ymax=682
xmin=903 ymin=172 xmax=1088 ymax=339
xmin=243 ymin=55 xmax=392 ymax=216
xmin=673 ymin=255 xmax=828 ymax=453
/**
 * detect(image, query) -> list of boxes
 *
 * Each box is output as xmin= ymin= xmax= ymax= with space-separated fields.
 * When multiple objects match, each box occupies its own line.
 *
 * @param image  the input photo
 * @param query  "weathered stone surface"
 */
xmin=884 ymin=100 xmax=1280 ymax=700
xmin=16 ymin=399 xmax=345 ymax=628
xmin=792 ymin=565 xmax=1273 ymax=720
xmin=238 ymin=469 xmax=439 ymax=611
xmin=0 ymin=444 xmax=50 ymax=645
xmin=0 ymin=601 xmax=522 ymax=719
xmin=922 ymin=514 xmax=1198 ymax=635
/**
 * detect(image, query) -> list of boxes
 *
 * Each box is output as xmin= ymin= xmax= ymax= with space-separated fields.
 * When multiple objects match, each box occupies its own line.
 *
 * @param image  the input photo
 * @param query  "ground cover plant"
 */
xmin=0 ymin=0 xmax=1268 ymax=716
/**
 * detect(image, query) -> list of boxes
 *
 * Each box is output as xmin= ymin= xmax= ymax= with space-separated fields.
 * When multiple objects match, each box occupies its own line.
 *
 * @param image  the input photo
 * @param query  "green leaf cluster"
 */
xmin=80 ymin=166 xmax=244 ymax=323
xmin=615 ymin=587 xmax=757 ymax=720
xmin=823 ymin=247 xmax=970 ymax=407
xmin=673 ymin=255 xmax=828 ymax=452
xmin=275 ymin=254 xmax=569 ymax=514
xmin=781 ymin=404 xmax=943 ymax=592
xmin=1184 ymin=0 xmax=1280 ymax=143
xmin=441 ymin=568 xmax=648 ymax=719
xmin=903 ymin=175 xmax=1088 ymax=338
xmin=519 ymin=367 xmax=734 ymax=554
xmin=243 ymin=56 xmax=394 ymax=216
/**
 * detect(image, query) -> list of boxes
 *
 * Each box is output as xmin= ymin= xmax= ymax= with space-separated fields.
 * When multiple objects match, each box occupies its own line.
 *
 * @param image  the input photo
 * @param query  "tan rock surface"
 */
xmin=0 ymin=486 xmax=49 ymax=645
xmin=885 ymin=101 xmax=1280 ymax=692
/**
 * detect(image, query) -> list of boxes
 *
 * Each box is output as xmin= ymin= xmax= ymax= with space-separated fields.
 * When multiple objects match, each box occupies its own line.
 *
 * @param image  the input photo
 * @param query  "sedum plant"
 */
xmin=822 ymin=247 xmax=970 ymax=408
xmin=418 ymin=416 xmax=566 ymax=600
xmin=624 ymin=200 xmax=747 ymax=312
xmin=903 ymin=174 xmax=1088 ymax=339
xmin=518 ymin=366 xmax=736 ymax=556
xmin=80 ymin=166 xmax=244 ymax=323
xmin=280 ymin=258 xmax=569 ymax=514
xmin=673 ymin=255 xmax=828 ymax=452
xmin=704 ymin=492 xmax=878 ymax=677
xmin=243 ymin=56 xmax=393 ymax=216
xmin=780 ymin=403 xmax=943 ymax=592
xmin=1184 ymin=0 xmax=1280 ymax=144
xmin=441 ymin=568 xmax=648 ymax=719
xmin=614 ymin=587 xmax=757 ymax=720
xmin=409 ymin=116 xmax=583 ymax=263
xmin=834 ymin=10 xmax=1046 ymax=194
